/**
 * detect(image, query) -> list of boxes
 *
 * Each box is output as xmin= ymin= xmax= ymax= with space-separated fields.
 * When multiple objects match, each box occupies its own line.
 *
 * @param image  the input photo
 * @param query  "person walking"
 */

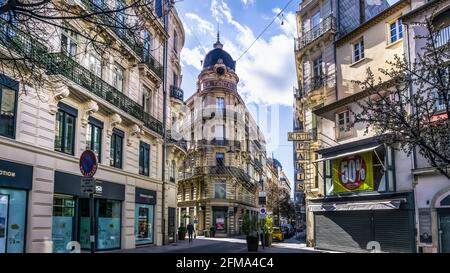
xmin=187 ymin=223 xmax=194 ymax=243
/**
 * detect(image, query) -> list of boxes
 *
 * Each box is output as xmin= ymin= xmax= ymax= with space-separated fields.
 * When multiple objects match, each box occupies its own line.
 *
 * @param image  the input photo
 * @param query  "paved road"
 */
xmin=116 ymin=236 xmax=324 ymax=253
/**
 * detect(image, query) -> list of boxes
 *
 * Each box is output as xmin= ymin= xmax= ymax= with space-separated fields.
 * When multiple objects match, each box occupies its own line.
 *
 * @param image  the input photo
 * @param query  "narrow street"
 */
xmin=115 ymin=235 xmax=324 ymax=253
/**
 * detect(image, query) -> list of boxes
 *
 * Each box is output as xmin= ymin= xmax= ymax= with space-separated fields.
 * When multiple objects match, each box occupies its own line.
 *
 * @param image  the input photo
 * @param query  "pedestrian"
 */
xmin=187 ymin=223 xmax=194 ymax=243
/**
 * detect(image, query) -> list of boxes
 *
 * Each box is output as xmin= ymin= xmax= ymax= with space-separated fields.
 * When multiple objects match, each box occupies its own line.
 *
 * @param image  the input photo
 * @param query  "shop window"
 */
xmin=110 ymin=128 xmax=123 ymax=169
xmin=215 ymin=182 xmax=226 ymax=199
xmin=353 ymin=38 xmax=364 ymax=63
xmin=135 ymin=204 xmax=154 ymax=245
xmin=389 ymin=18 xmax=403 ymax=44
xmin=0 ymin=188 xmax=27 ymax=253
xmin=0 ymin=84 xmax=17 ymax=139
xmin=55 ymin=103 xmax=77 ymax=155
xmin=86 ymin=117 xmax=103 ymax=163
xmin=52 ymin=195 xmax=75 ymax=253
xmin=324 ymin=145 xmax=394 ymax=196
xmin=97 ymin=199 xmax=121 ymax=250
xmin=139 ymin=141 xmax=150 ymax=176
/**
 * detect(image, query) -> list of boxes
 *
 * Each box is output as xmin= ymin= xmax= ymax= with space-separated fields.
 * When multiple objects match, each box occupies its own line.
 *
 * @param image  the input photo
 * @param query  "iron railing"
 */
xmin=303 ymin=75 xmax=326 ymax=93
xmin=295 ymin=15 xmax=336 ymax=52
xmin=167 ymin=130 xmax=187 ymax=150
xmin=170 ymin=85 xmax=184 ymax=101
xmin=196 ymin=139 xmax=241 ymax=149
xmin=47 ymin=52 xmax=163 ymax=135
xmin=81 ymin=0 xmax=163 ymax=79
xmin=294 ymin=87 xmax=306 ymax=99
xmin=0 ymin=19 xmax=48 ymax=66
xmin=435 ymin=25 xmax=450 ymax=48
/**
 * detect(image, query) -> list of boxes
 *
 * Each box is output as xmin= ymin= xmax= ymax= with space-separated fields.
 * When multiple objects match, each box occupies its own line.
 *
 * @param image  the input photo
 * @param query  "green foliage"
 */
xmin=210 ymin=226 xmax=216 ymax=232
xmin=178 ymin=225 xmax=186 ymax=233
xmin=242 ymin=213 xmax=259 ymax=237
xmin=262 ymin=216 xmax=273 ymax=234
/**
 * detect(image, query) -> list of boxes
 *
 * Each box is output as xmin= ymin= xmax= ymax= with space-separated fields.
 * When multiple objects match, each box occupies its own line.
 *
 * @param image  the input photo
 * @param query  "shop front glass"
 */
xmin=0 ymin=188 xmax=26 ymax=253
xmin=135 ymin=204 xmax=154 ymax=245
xmin=52 ymin=195 xmax=75 ymax=253
xmin=97 ymin=199 xmax=121 ymax=250
xmin=213 ymin=209 xmax=227 ymax=232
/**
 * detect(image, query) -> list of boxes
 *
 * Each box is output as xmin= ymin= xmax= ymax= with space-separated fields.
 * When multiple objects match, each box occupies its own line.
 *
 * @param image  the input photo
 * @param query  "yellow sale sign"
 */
xmin=332 ymin=152 xmax=374 ymax=193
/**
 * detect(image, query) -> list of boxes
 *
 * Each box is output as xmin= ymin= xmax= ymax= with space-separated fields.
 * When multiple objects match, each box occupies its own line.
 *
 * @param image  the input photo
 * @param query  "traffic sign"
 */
xmin=260 ymin=207 xmax=266 ymax=215
xmin=81 ymin=177 xmax=96 ymax=194
xmin=79 ymin=150 xmax=98 ymax=177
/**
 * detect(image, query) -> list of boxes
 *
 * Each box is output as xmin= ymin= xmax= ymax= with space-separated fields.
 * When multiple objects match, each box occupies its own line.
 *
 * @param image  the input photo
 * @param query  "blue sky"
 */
xmin=175 ymin=0 xmax=298 ymax=191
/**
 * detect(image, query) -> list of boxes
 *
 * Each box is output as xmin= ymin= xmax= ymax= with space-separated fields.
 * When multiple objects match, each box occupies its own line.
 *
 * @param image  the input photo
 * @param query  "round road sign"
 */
xmin=79 ymin=150 xmax=98 ymax=177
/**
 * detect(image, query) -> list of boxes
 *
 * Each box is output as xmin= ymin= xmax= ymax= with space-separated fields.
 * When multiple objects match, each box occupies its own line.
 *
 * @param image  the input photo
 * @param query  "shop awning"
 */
xmin=313 ymin=144 xmax=381 ymax=163
xmin=308 ymin=199 xmax=404 ymax=212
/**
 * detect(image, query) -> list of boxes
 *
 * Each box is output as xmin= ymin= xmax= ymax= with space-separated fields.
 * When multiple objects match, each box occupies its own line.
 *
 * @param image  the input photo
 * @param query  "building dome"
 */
xmin=203 ymin=33 xmax=236 ymax=71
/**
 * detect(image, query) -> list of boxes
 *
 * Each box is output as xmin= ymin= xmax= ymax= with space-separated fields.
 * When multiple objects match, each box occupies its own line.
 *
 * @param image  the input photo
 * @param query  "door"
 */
xmin=439 ymin=210 xmax=450 ymax=253
xmin=213 ymin=208 xmax=227 ymax=233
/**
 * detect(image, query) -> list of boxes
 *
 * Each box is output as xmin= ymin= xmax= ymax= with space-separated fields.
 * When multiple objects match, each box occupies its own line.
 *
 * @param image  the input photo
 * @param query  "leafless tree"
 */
xmin=353 ymin=17 xmax=449 ymax=179
xmin=0 ymin=0 xmax=166 ymax=98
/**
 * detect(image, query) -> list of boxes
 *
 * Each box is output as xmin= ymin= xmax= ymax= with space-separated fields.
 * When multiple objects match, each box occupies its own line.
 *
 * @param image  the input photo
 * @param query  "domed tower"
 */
xmin=177 ymin=35 xmax=266 ymax=237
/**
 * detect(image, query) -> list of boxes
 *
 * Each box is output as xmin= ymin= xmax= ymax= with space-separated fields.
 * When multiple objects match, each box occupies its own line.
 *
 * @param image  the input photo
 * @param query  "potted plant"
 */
xmin=178 ymin=225 xmax=186 ymax=240
xmin=242 ymin=213 xmax=259 ymax=251
xmin=263 ymin=216 xmax=273 ymax=247
xmin=209 ymin=226 xmax=216 ymax=237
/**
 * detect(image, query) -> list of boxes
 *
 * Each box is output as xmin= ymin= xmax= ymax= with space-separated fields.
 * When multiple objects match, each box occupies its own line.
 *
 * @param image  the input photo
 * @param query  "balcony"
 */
xmin=303 ymin=75 xmax=326 ymax=93
xmin=196 ymin=139 xmax=241 ymax=149
xmin=167 ymin=130 xmax=187 ymax=151
xmin=80 ymin=0 xmax=163 ymax=79
xmin=295 ymin=15 xmax=336 ymax=53
xmin=47 ymin=52 xmax=163 ymax=135
xmin=170 ymin=85 xmax=184 ymax=102
xmin=0 ymin=19 xmax=48 ymax=66
xmin=254 ymin=159 xmax=263 ymax=170
xmin=294 ymin=87 xmax=306 ymax=99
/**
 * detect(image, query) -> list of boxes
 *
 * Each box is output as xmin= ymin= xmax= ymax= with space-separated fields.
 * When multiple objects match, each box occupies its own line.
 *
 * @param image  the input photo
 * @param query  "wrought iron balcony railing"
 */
xmin=81 ymin=0 xmax=163 ymax=79
xmin=196 ymin=139 xmax=241 ymax=149
xmin=434 ymin=25 xmax=450 ymax=48
xmin=47 ymin=52 xmax=163 ymax=135
xmin=294 ymin=87 xmax=306 ymax=99
xmin=295 ymin=15 xmax=336 ymax=52
xmin=170 ymin=85 xmax=184 ymax=101
xmin=167 ymin=130 xmax=187 ymax=150
xmin=0 ymin=19 xmax=48 ymax=66
xmin=303 ymin=75 xmax=326 ymax=93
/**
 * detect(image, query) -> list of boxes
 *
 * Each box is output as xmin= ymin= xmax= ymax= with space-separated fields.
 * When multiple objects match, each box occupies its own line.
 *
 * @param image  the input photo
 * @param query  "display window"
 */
xmin=0 ymin=188 xmax=27 ymax=253
xmin=135 ymin=204 xmax=154 ymax=245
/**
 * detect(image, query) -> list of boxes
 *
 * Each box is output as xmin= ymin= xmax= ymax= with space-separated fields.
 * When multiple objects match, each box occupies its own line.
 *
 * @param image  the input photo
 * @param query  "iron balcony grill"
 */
xmin=295 ymin=15 xmax=336 ymax=52
xmin=170 ymin=85 xmax=184 ymax=101
xmin=47 ymin=52 xmax=163 ymax=135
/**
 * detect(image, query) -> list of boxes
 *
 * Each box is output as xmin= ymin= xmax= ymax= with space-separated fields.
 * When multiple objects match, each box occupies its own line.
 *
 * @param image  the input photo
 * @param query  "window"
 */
xmin=170 ymin=160 xmax=176 ymax=181
xmin=311 ymin=11 xmax=321 ymax=28
xmin=389 ymin=18 xmax=403 ymax=44
xmin=112 ymin=62 xmax=124 ymax=92
xmin=216 ymin=152 xmax=225 ymax=166
xmin=86 ymin=117 xmax=103 ymax=163
xmin=89 ymin=53 xmax=102 ymax=77
xmin=55 ymin=103 xmax=77 ymax=155
xmin=214 ymin=182 xmax=226 ymax=199
xmin=353 ymin=39 xmax=364 ymax=62
xmin=216 ymin=97 xmax=224 ymax=110
xmin=139 ymin=141 xmax=150 ymax=176
xmin=173 ymin=31 xmax=178 ymax=53
xmin=110 ymin=128 xmax=123 ymax=168
xmin=61 ymin=29 xmax=77 ymax=57
xmin=173 ymin=73 xmax=178 ymax=87
xmin=190 ymin=185 xmax=194 ymax=200
xmin=143 ymin=31 xmax=153 ymax=61
xmin=312 ymin=55 xmax=322 ymax=78
xmin=155 ymin=0 xmax=163 ymax=17
xmin=337 ymin=110 xmax=351 ymax=136
xmin=142 ymin=86 xmax=151 ymax=113
xmin=215 ymin=124 xmax=224 ymax=140
xmin=0 ymin=82 xmax=17 ymax=139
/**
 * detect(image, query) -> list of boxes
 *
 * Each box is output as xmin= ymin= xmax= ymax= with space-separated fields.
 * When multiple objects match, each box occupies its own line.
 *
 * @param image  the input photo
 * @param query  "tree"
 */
xmin=353 ymin=17 xmax=449 ymax=179
xmin=0 ymin=0 xmax=164 ymax=97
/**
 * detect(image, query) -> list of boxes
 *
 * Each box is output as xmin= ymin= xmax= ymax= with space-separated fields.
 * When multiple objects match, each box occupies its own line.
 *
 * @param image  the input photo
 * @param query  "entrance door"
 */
xmin=439 ymin=210 xmax=450 ymax=253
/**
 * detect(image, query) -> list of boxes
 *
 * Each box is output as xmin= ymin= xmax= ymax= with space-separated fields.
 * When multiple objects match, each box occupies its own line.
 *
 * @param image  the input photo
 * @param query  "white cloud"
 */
xmin=185 ymin=13 xmax=215 ymax=34
xmin=181 ymin=46 xmax=204 ymax=70
xmin=241 ymin=0 xmax=255 ymax=6
xmin=272 ymin=8 xmax=297 ymax=38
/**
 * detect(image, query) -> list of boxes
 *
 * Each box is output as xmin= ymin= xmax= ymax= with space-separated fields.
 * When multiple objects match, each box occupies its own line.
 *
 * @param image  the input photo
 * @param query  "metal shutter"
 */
xmin=373 ymin=210 xmax=415 ymax=253
xmin=315 ymin=211 xmax=372 ymax=253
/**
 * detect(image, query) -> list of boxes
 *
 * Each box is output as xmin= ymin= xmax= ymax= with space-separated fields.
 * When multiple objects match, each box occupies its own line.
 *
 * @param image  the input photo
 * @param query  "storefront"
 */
xmin=52 ymin=171 xmax=124 ymax=252
xmin=311 ymin=139 xmax=415 ymax=253
xmin=0 ymin=159 xmax=32 ymax=253
xmin=134 ymin=187 xmax=156 ymax=245
xmin=212 ymin=206 xmax=227 ymax=234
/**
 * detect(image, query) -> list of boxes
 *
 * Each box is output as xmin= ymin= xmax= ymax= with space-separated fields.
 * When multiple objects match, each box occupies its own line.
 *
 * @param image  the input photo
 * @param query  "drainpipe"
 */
xmin=161 ymin=1 xmax=170 ymax=246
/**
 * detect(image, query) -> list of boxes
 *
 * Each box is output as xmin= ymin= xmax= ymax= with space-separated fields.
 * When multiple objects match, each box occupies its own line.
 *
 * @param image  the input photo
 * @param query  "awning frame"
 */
xmin=313 ymin=144 xmax=382 ymax=163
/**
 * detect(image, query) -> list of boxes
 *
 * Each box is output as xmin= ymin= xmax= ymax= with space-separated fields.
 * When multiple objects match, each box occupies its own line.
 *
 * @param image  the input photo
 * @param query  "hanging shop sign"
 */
xmin=288 ymin=132 xmax=311 ymax=142
xmin=332 ymin=152 xmax=374 ymax=193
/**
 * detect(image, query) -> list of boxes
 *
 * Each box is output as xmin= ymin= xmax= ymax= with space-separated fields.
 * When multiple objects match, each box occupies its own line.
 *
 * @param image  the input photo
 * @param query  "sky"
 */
xmin=175 ymin=0 xmax=298 ymax=192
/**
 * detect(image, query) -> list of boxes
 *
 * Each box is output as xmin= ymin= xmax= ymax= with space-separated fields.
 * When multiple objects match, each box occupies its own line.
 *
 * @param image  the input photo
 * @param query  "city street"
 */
xmin=115 ymin=235 xmax=323 ymax=253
